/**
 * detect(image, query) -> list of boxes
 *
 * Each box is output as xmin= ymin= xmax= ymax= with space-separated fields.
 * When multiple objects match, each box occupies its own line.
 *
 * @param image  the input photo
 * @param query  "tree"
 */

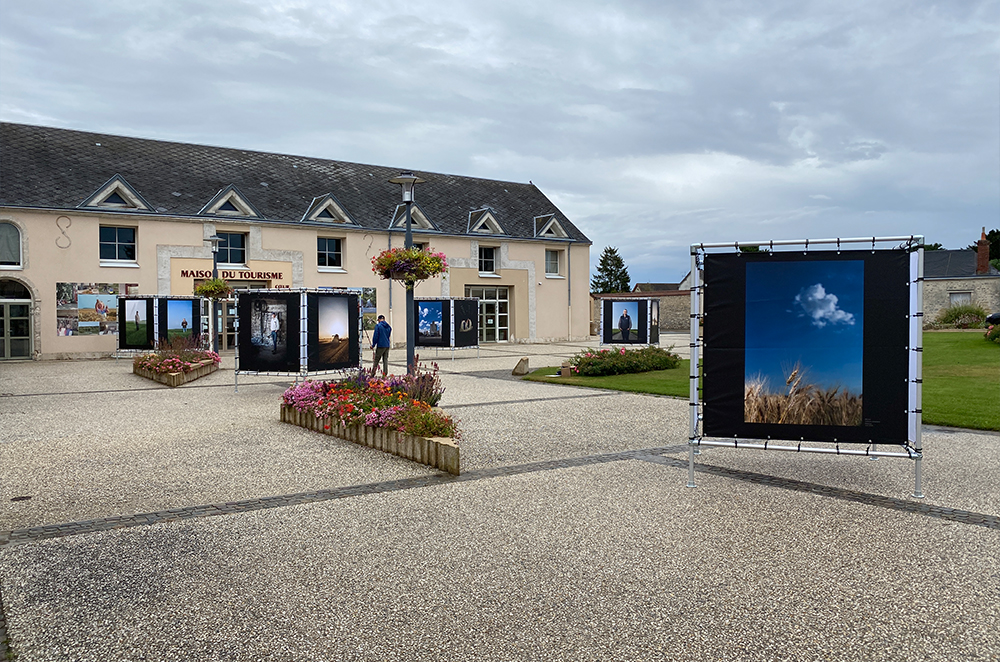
xmin=967 ymin=228 xmax=1000 ymax=261
xmin=591 ymin=246 xmax=631 ymax=293
xmin=924 ymin=243 xmax=944 ymax=251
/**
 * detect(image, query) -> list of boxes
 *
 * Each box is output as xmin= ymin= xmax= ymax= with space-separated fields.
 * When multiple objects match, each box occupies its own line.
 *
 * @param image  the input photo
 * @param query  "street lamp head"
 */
xmin=388 ymin=172 xmax=425 ymax=203
xmin=206 ymin=234 xmax=222 ymax=253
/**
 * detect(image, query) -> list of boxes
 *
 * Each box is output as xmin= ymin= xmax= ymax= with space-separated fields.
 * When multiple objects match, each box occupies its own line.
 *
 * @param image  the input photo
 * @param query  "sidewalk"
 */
xmin=1 ymin=342 xmax=998 ymax=661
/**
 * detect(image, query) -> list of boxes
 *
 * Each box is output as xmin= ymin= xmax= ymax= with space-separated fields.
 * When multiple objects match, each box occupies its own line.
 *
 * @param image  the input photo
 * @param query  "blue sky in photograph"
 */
xmin=166 ymin=300 xmax=195 ymax=331
xmin=318 ymin=296 xmax=348 ymax=339
xmin=419 ymin=302 xmax=443 ymax=334
xmin=745 ymin=260 xmax=863 ymax=393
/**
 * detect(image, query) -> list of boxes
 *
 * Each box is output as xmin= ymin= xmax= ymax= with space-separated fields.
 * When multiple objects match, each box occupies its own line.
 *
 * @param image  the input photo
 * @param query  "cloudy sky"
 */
xmin=1 ymin=0 xmax=997 ymax=283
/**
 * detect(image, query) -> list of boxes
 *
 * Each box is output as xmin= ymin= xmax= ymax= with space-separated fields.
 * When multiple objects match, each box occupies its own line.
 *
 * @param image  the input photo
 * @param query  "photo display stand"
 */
xmin=688 ymin=236 xmax=925 ymax=498
xmin=414 ymin=297 xmax=481 ymax=359
xmin=599 ymin=298 xmax=658 ymax=345
xmin=234 ymin=288 xmax=362 ymax=392
xmin=115 ymin=295 xmax=206 ymax=358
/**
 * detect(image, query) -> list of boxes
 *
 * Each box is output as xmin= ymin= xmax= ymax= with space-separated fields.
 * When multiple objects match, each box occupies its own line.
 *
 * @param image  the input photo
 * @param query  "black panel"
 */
xmin=415 ymin=299 xmax=451 ymax=347
xmin=118 ymin=298 xmax=155 ymax=350
xmin=237 ymin=292 xmax=300 ymax=373
xmin=307 ymin=292 xmax=361 ymax=371
xmin=703 ymin=250 xmax=911 ymax=444
xmin=453 ymin=299 xmax=479 ymax=348
xmin=602 ymin=299 xmax=648 ymax=344
xmin=156 ymin=298 xmax=201 ymax=347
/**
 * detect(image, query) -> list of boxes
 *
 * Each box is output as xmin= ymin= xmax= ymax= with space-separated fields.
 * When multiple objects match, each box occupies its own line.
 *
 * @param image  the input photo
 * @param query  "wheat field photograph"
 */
xmin=745 ymin=260 xmax=864 ymax=426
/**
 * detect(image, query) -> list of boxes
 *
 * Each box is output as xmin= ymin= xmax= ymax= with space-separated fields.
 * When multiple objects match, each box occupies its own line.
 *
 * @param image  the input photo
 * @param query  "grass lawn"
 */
xmin=922 ymin=331 xmax=1000 ymax=431
xmin=525 ymin=331 xmax=999 ymax=431
xmin=524 ymin=360 xmax=691 ymax=398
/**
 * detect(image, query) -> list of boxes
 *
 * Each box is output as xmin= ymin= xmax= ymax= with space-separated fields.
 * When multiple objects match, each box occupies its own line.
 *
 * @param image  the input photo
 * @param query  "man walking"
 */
xmin=618 ymin=309 xmax=632 ymax=342
xmin=269 ymin=312 xmax=280 ymax=353
xmin=371 ymin=314 xmax=392 ymax=376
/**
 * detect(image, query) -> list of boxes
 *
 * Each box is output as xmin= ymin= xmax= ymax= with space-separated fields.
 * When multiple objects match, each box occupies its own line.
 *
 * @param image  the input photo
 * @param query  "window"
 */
xmin=318 ymin=237 xmax=343 ymax=268
xmin=479 ymin=246 xmax=496 ymax=274
xmin=949 ymin=292 xmax=972 ymax=306
xmin=545 ymin=250 xmax=560 ymax=276
xmin=0 ymin=223 xmax=21 ymax=267
xmin=99 ymin=226 xmax=136 ymax=261
xmin=411 ymin=242 xmax=426 ymax=252
xmin=217 ymin=232 xmax=246 ymax=264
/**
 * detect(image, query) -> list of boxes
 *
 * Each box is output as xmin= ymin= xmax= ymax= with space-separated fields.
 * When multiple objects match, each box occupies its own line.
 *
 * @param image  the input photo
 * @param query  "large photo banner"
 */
xmin=702 ymin=249 xmax=911 ymax=444
xmin=415 ymin=299 xmax=451 ymax=347
xmin=307 ymin=292 xmax=360 ymax=371
xmin=118 ymin=298 xmax=155 ymax=349
xmin=453 ymin=298 xmax=480 ymax=348
xmin=601 ymin=299 xmax=649 ymax=344
xmin=56 ymin=283 xmax=120 ymax=336
xmin=157 ymin=298 xmax=201 ymax=345
xmin=237 ymin=292 xmax=300 ymax=373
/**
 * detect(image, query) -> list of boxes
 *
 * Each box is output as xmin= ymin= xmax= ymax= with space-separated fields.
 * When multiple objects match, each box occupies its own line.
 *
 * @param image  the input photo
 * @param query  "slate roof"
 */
xmin=924 ymin=249 xmax=998 ymax=278
xmin=632 ymin=282 xmax=679 ymax=292
xmin=0 ymin=123 xmax=590 ymax=243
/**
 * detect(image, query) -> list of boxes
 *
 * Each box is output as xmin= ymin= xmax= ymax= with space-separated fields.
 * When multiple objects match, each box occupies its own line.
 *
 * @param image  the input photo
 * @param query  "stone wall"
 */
xmin=658 ymin=292 xmax=691 ymax=331
xmin=925 ymin=278 xmax=1000 ymax=323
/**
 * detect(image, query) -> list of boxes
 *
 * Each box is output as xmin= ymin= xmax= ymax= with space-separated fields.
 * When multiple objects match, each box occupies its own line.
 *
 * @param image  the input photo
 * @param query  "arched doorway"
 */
xmin=0 ymin=279 xmax=32 ymax=359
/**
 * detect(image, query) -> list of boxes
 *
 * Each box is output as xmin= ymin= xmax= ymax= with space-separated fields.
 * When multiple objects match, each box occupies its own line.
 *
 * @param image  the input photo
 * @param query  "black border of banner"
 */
xmin=156 ymin=298 xmax=201 ymax=347
xmin=236 ymin=292 xmax=300 ymax=373
xmin=602 ymin=299 xmax=648 ymax=344
xmin=702 ymin=249 xmax=910 ymax=444
xmin=117 ymin=298 xmax=155 ymax=350
xmin=307 ymin=292 xmax=360 ymax=371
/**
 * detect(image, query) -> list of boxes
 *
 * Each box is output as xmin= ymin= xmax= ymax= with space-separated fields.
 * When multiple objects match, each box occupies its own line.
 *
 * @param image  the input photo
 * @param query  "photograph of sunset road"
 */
xmin=316 ymin=295 xmax=350 ymax=367
xmin=744 ymin=260 xmax=864 ymax=426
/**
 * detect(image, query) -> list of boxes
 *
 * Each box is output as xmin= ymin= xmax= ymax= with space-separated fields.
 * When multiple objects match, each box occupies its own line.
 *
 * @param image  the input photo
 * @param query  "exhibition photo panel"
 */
xmin=453 ymin=299 xmax=479 ymax=348
xmin=702 ymin=249 xmax=911 ymax=444
xmin=307 ymin=293 xmax=360 ymax=371
xmin=415 ymin=300 xmax=450 ymax=347
xmin=603 ymin=300 xmax=648 ymax=344
xmin=119 ymin=298 xmax=154 ymax=349
xmin=237 ymin=292 xmax=300 ymax=373
xmin=157 ymin=299 xmax=200 ymax=345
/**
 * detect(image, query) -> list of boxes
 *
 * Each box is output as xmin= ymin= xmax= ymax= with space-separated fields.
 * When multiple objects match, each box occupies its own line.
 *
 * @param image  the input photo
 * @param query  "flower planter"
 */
xmin=280 ymin=404 xmax=460 ymax=475
xmin=133 ymin=359 xmax=219 ymax=387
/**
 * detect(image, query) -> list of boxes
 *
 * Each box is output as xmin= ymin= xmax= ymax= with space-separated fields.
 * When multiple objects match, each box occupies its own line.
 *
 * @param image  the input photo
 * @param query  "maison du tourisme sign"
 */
xmin=180 ymin=269 xmax=285 ymax=281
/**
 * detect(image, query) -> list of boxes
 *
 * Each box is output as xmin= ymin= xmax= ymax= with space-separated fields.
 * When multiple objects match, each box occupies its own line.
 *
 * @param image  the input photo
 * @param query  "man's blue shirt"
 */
xmin=372 ymin=321 xmax=392 ymax=347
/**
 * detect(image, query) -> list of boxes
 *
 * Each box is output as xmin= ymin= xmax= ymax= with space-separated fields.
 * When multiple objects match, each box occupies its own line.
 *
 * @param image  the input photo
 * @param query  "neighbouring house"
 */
xmin=0 ymin=123 xmax=592 ymax=360
xmin=923 ymin=229 xmax=1000 ymax=324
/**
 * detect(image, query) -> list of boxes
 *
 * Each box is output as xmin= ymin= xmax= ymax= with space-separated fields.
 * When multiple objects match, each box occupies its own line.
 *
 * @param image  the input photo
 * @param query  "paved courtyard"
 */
xmin=1 ymin=339 xmax=998 ymax=661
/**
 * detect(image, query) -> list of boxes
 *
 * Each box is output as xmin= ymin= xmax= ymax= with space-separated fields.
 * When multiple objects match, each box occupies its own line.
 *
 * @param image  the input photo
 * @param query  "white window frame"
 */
xmin=949 ymin=291 xmax=972 ymax=307
xmin=216 ymin=231 xmax=248 ymax=267
xmin=98 ymin=224 xmax=138 ymax=267
xmin=545 ymin=249 xmax=563 ymax=278
xmin=479 ymin=245 xmax=498 ymax=276
xmin=318 ymin=236 xmax=346 ymax=273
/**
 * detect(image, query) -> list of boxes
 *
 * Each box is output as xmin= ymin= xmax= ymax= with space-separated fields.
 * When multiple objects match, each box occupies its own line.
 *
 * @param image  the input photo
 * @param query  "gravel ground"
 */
xmin=1 ymin=343 xmax=997 ymax=661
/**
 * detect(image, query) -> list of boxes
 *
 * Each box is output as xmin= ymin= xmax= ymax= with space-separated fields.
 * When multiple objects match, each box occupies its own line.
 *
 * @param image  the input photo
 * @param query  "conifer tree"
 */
xmin=591 ymin=246 xmax=631 ymax=293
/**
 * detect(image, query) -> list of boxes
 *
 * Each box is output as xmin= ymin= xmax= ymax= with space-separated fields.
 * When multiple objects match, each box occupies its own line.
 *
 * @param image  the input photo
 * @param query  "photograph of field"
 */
xmin=316 ymin=296 xmax=349 ymax=366
xmin=609 ymin=301 xmax=639 ymax=343
xmin=165 ymin=299 xmax=196 ymax=341
xmin=418 ymin=301 xmax=443 ymax=343
xmin=124 ymin=300 xmax=150 ymax=347
xmin=650 ymin=299 xmax=659 ymax=345
xmin=745 ymin=260 xmax=864 ymax=426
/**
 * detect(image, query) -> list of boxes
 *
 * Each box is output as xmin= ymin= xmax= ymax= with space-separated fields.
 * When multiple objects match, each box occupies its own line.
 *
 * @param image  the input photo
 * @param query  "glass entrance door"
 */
xmin=213 ymin=299 xmax=237 ymax=350
xmin=1 ymin=302 xmax=31 ymax=359
xmin=466 ymin=286 xmax=509 ymax=342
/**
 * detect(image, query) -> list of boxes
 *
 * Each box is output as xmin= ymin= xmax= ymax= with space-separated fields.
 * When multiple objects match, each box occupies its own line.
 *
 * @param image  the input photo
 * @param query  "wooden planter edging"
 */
xmin=280 ymin=404 xmax=460 ymax=475
xmin=133 ymin=360 xmax=219 ymax=387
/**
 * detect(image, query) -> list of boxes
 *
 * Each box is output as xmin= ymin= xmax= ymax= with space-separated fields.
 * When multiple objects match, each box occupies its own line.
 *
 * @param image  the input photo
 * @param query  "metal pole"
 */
xmin=913 ymin=246 xmax=925 ymax=498
xmin=212 ymin=247 xmax=220 ymax=354
xmin=687 ymin=248 xmax=700 ymax=488
xmin=405 ymin=200 xmax=415 ymax=374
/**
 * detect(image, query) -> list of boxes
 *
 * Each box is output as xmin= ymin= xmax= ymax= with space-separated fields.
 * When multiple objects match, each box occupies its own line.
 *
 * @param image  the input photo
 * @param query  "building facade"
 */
xmin=923 ymin=231 xmax=999 ymax=324
xmin=0 ymin=123 xmax=591 ymax=360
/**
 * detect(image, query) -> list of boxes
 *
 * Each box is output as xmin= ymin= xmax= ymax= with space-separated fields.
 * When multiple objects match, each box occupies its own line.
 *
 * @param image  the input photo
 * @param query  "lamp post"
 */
xmin=388 ymin=172 xmax=425 ymax=373
xmin=207 ymin=234 xmax=221 ymax=354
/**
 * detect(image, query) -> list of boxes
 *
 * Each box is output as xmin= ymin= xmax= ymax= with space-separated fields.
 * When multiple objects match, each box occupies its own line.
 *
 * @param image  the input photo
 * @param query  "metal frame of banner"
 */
xmin=687 ymin=236 xmax=925 ymax=498
xmin=415 ymin=296 xmax=481 ymax=360
xmin=234 ymin=287 xmax=363 ymax=393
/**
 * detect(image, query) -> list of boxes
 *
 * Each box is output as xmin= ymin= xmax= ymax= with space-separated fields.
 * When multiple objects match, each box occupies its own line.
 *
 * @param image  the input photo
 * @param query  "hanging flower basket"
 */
xmin=371 ymin=247 xmax=447 ymax=289
xmin=193 ymin=277 xmax=233 ymax=300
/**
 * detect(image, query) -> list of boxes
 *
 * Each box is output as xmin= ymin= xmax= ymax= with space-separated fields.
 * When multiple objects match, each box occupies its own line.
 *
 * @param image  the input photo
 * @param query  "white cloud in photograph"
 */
xmin=794 ymin=283 xmax=855 ymax=328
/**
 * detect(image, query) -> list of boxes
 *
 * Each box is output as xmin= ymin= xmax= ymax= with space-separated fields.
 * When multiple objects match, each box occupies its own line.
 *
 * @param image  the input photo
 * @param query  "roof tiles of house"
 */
xmin=924 ymin=250 xmax=999 ymax=278
xmin=0 ymin=122 xmax=590 ymax=243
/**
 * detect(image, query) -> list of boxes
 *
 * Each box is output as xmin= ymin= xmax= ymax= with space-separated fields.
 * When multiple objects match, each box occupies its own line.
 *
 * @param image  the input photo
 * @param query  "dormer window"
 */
xmin=80 ymin=175 xmax=153 ymax=211
xmin=302 ymin=193 xmax=356 ymax=224
xmin=468 ymin=209 xmax=506 ymax=235
xmin=391 ymin=204 xmax=436 ymax=230
xmin=199 ymin=185 xmax=260 ymax=218
xmin=534 ymin=214 xmax=569 ymax=238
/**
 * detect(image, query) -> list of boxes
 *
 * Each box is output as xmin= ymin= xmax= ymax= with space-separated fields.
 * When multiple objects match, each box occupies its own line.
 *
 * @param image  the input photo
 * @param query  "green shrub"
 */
xmin=986 ymin=324 xmax=1000 ymax=345
xmin=935 ymin=304 xmax=987 ymax=329
xmin=570 ymin=345 xmax=681 ymax=376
